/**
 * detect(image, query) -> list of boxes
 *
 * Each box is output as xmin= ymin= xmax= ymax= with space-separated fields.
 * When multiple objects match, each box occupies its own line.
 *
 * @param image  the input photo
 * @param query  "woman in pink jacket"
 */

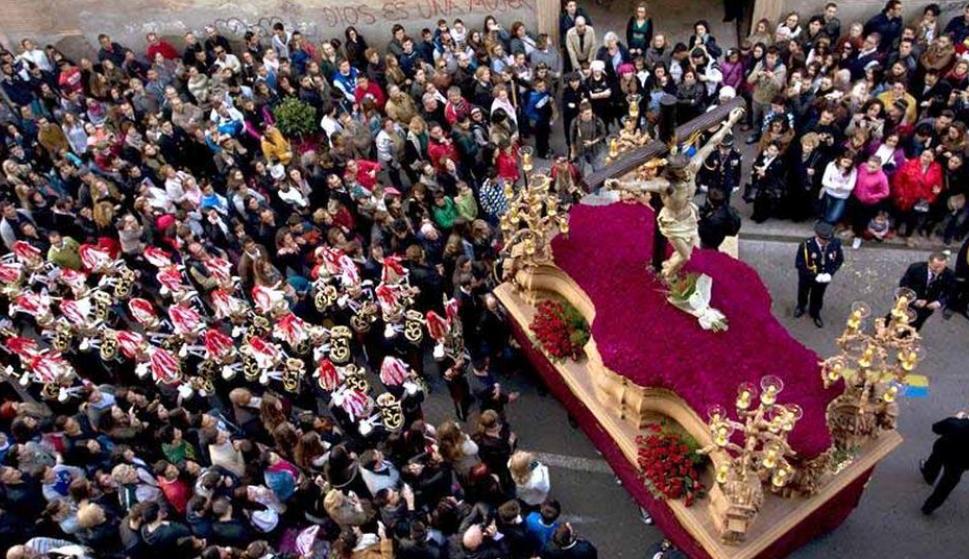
xmin=849 ymin=155 xmax=890 ymax=248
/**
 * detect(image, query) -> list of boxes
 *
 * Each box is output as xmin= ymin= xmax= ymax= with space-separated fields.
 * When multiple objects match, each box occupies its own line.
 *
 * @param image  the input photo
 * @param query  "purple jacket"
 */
xmin=721 ymin=59 xmax=746 ymax=90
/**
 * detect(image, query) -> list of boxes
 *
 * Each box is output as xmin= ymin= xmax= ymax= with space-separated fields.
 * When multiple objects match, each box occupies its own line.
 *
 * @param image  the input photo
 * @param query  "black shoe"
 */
xmin=793 ymin=307 xmax=805 ymax=318
xmin=813 ymin=316 xmax=824 ymax=328
xmin=742 ymin=185 xmax=755 ymax=202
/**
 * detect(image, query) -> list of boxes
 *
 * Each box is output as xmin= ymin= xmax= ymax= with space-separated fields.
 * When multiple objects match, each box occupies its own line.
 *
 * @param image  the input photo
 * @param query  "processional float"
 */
xmin=494 ymin=97 xmax=918 ymax=559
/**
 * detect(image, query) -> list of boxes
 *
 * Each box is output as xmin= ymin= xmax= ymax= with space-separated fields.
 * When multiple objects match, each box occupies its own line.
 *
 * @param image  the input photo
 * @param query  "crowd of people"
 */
xmin=707 ymin=0 xmax=969 ymax=257
xmin=1 ymin=0 xmax=969 ymax=557
xmin=0 ymin=7 xmax=602 ymax=559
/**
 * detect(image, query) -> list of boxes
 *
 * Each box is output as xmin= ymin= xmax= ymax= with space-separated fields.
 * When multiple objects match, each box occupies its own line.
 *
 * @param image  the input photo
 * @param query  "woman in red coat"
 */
xmin=892 ymin=149 xmax=943 ymax=243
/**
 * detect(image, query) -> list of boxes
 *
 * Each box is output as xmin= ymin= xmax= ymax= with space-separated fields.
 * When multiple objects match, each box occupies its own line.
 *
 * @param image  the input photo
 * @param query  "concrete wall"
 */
xmin=0 ymin=0 xmax=538 ymax=59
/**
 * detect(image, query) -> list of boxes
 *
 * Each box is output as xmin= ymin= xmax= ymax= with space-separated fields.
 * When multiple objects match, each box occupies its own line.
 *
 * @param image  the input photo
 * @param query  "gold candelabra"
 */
xmin=498 ymin=148 xmax=571 ymax=291
xmin=706 ymin=375 xmax=803 ymax=491
xmin=702 ymin=375 xmax=803 ymax=543
xmin=605 ymin=97 xmax=649 ymax=165
xmin=820 ymin=289 xmax=922 ymax=451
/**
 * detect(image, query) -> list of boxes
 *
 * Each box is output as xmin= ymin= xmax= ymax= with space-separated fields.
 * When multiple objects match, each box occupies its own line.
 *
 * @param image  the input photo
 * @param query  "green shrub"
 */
xmin=272 ymin=98 xmax=318 ymax=138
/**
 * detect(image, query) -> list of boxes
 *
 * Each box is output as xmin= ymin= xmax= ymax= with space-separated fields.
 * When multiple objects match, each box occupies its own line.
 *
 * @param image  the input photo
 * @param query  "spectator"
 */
xmin=899 ymin=251 xmax=955 ymax=330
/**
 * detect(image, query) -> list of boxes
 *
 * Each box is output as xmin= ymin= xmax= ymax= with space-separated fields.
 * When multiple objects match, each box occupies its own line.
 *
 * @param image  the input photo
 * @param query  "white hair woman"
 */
xmin=603 ymin=31 xmax=620 ymax=49
xmin=508 ymin=450 xmax=551 ymax=508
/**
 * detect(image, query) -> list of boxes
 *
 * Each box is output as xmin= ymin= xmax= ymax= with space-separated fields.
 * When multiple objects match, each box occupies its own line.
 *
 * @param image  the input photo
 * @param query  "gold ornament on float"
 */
xmin=820 ymin=291 xmax=922 ymax=452
xmin=498 ymin=168 xmax=571 ymax=292
xmin=700 ymin=375 xmax=803 ymax=544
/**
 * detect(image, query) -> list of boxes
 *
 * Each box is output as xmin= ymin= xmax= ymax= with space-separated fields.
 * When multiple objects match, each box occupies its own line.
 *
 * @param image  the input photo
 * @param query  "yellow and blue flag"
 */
xmin=902 ymin=374 xmax=929 ymax=398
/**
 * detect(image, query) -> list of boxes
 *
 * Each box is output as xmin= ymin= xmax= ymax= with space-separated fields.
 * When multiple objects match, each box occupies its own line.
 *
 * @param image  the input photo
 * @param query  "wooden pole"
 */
xmin=584 ymin=97 xmax=744 ymax=190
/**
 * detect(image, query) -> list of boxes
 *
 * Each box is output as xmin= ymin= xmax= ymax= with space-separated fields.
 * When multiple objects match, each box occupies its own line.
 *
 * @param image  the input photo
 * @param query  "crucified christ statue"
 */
xmin=606 ymin=107 xmax=745 ymax=282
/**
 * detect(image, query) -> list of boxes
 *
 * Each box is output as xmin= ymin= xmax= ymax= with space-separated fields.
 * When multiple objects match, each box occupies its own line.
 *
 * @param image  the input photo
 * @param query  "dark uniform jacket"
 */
xmin=795 ymin=237 xmax=844 ymax=279
xmin=697 ymin=148 xmax=742 ymax=194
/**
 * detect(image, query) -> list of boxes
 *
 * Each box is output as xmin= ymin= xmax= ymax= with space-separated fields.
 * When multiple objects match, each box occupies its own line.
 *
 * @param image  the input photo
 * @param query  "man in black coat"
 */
xmin=863 ymin=0 xmax=903 ymax=52
xmin=944 ymin=3 xmax=969 ymax=44
xmin=947 ymin=237 xmax=969 ymax=318
xmin=209 ymin=496 xmax=253 ymax=547
xmin=698 ymin=188 xmax=741 ymax=250
xmin=541 ymin=523 xmax=597 ymax=559
xmin=899 ymin=251 xmax=955 ymax=331
xmin=794 ymin=221 xmax=844 ymax=328
xmin=697 ymin=133 xmax=742 ymax=201
xmin=845 ymin=33 xmax=885 ymax=81
xmin=919 ymin=410 xmax=969 ymax=514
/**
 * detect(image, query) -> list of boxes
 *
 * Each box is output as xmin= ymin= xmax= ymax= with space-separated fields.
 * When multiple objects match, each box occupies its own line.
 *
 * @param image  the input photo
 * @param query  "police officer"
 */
xmin=794 ymin=221 xmax=844 ymax=327
xmin=696 ymin=133 xmax=743 ymax=201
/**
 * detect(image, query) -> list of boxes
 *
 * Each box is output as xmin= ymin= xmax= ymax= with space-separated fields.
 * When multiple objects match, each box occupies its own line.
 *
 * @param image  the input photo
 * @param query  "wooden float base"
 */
xmin=495 ymin=278 xmax=902 ymax=559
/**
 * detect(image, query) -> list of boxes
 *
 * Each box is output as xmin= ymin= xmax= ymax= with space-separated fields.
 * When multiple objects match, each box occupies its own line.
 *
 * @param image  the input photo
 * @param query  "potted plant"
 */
xmin=272 ymin=97 xmax=320 ymax=153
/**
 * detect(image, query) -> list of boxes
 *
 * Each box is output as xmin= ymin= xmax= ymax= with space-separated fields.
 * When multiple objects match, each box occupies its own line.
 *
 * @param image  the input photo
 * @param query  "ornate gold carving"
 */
xmin=820 ymin=292 xmax=921 ymax=452
xmin=701 ymin=376 xmax=803 ymax=543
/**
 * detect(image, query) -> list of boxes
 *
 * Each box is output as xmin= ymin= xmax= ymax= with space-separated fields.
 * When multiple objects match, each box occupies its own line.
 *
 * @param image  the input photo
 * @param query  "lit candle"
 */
xmin=761 ymin=386 xmax=777 ymax=406
xmin=716 ymin=463 xmax=730 ymax=484
xmin=709 ymin=408 xmax=723 ymax=422
xmin=771 ymin=467 xmax=789 ymax=487
xmin=847 ymin=310 xmax=862 ymax=330
xmin=524 ymin=240 xmax=536 ymax=256
xmin=763 ymin=448 xmax=778 ymax=469
xmin=883 ymin=384 xmax=899 ymax=403
xmin=714 ymin=425 xmax=729 ymax=446
xmin=609 ymin=138 xmax=619 ymax=158
xmin=858 ymin=347 xmax=874 ymax=369
xmin=768 ymin=416 xmax=783 ymax=434
xmin=559 ymin=219 xmax=570 ymax=234
xmin=827 ymin=362 xmax=843 ymax=383
xmin=736 ymin=390 xmax=751 ymax=410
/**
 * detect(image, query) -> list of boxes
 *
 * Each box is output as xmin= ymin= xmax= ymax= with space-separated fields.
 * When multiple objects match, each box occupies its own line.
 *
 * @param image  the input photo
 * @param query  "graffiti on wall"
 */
xmin=5 ymin=0 xmax=537 ymax=57
xmin=204 ymin=0 xmax=534 ymax=42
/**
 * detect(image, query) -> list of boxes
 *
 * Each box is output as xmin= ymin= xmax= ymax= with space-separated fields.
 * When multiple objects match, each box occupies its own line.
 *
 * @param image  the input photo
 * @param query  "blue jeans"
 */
xmin=822 ymin=195 xmax=847 ymax=224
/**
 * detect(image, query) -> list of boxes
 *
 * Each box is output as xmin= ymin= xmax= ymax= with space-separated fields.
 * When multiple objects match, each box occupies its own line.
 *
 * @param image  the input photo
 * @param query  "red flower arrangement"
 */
xmin=636 ymin=423 xmax=706 ymax=507
xmin=529 ymin=299 xmax=590 ymax=361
